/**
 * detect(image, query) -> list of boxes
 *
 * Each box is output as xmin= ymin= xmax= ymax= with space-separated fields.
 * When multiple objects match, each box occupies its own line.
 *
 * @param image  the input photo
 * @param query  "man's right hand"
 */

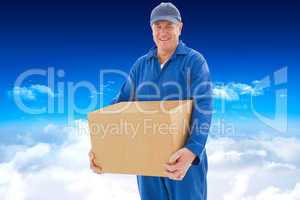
xmin=89 ymin=150 xmax=102 ymax=174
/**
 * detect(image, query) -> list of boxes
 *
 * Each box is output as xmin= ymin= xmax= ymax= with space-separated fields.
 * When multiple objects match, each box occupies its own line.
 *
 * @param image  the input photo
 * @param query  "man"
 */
xmin=89 ymin=2 xmax=212 ymax=200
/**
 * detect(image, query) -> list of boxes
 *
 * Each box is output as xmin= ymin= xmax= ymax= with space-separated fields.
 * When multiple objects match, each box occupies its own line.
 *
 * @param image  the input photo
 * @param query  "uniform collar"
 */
xmin=146 ymin=40 xmax=188 ymax=60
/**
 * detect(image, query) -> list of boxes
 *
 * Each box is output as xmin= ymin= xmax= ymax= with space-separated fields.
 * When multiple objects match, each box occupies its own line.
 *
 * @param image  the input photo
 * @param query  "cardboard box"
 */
xmin=88 ymin=100 xmax=193 ymax=177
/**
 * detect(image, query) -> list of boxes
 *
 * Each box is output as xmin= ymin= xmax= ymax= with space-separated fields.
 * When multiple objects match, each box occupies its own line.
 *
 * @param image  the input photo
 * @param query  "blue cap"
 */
xmin=150 ymin=2 xmax=182 ymax=26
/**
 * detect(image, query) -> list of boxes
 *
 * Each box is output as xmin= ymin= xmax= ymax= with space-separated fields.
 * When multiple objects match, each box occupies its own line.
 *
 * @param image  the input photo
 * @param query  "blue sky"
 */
xmin=0 ymin=1 xmax=300 ymax=199
xmin=1 ymin=0 xmax=299 ymax=130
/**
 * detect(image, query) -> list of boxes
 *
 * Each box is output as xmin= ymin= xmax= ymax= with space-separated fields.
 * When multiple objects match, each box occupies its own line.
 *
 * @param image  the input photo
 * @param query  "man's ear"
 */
xmin=150 ymin=24 xmax=155 ymax=36
xmin=178 ymin=22 xmax=183 ymax=35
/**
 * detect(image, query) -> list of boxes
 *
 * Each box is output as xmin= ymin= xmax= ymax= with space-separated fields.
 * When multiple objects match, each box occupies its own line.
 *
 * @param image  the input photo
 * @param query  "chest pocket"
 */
xmin=135 ymin=59 xmax=191 ymax=100
xmin=135 ymin=63 xmax=161 ymax=101
xmin=157 ymin=64 xmax=191 ymax=100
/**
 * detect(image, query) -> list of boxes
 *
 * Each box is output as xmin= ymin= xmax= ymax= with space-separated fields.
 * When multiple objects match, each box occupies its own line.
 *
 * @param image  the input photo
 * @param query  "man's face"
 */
xmin=151 ymin=20 xmax=183 ymax=52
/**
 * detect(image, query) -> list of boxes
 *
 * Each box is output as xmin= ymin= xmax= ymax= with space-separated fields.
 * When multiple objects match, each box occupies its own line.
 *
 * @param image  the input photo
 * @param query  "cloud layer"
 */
xmin=0 ymin=121 xmax=299 ymax=200
xmin=213 ymin=82 xmax=264 ymax=101
xmin=9 ymin=84 xmax=54 ymax=101
xmin=206 ymin=137 xmax=300 ymax=200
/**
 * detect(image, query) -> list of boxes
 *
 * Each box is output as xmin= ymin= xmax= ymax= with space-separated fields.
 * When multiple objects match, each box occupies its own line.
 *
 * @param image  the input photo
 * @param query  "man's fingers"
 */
xmin=89 ymin=151 xmax=95 ymax=164
xmin=90 ymin=160 xmax=102 ymax=174
xmin=89 ymin=150 xmax=102 ymax=174
xmin=165 ymin=170 xmax=183 ymax=181
xmin=89 ymin=151 xmax=95 ymax=159
xmin=92 ymin=158 xmax=102 ymax=169
xmin=164 ymin=163 xmax=181 ymax=172
xmin=164 ymin=162 xmax=185 ymax=181
xmin=93 ymin=167 xmax=102 ymax=174
xmin=164 ymin=161 xmax=192 ymax=181
xmin=164 ymin=148 xmax=193 ymax=181
xmin=164 ymin=164 xmax=175 ymax=172
xmin=164 ymin=159 xmax=186 ymax=172
xmin=92 ymin=158 xmax=97 ymax=166
xmin=168 ymin=150 xmax=182 ymax=164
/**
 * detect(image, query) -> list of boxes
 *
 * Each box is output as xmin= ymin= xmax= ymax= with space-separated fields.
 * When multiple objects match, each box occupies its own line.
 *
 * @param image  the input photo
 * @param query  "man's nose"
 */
xmin=159 ymin=28 xmax=168 ymax=36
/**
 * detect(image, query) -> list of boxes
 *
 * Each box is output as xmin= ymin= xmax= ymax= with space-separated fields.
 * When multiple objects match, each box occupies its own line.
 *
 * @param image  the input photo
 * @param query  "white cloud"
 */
xmin=213 ymin=85 xmax=239 ymax=101
xmin=0 ymin=121 xmax=300 ymax=200
xmin=259 ymin=137 xmax=300 ymax=166
xmin=43 ymin=123 xmax=58 ymax=134
xmin=248 ymin=183 xmax=300 ymax=200
xmin=0 ymin=120 xmax=140 ymax=200
xmin=9 ymin=84 xmax=54 ymax=101
xmin=11 ymin=86 xmax=36 ymax=100
xmin=230 ymin=83 xmax=261 ymax=95
xmin=16 ymin=132 xmax=35 ymax=146
xmin=30 ymin=85 xmax=55 ymax=97
xmin=207 ymin=137 xmax=300 ymax=200
xmin=213 ymin=82 xmax=264 ymax=101
xmin=11 ymin=143 xmax=51 ymax=171
xmin=223 ymin=170 xmax=253 ymax=200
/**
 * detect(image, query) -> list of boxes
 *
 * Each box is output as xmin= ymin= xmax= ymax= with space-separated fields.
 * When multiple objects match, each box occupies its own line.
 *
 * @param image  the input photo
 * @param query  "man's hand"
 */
xmin=89 ymin=150 xmax=103 ymax=174
xmin=164 ymin=147 xmax=196 ymax=181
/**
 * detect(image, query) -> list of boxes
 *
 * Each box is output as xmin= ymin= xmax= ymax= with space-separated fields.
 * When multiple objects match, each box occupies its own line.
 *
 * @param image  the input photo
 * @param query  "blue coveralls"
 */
xmin=112 ymin=41 xmax=213 ymax=200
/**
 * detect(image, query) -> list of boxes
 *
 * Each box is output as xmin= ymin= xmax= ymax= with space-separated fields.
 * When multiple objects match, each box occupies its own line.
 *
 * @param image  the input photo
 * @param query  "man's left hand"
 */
xmin=164 ymin=147 xmax=196 ymax=181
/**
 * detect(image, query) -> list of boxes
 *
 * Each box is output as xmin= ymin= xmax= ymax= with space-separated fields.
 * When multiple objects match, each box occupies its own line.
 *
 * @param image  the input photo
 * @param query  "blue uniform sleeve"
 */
xmin=184 ymin=54 xmax=213 ymax=165
xmin=110 ymin=60 xmax=139 ymax=104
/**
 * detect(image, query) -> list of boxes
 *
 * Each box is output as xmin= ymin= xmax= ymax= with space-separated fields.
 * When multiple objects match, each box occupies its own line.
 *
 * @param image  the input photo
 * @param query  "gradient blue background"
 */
xmin=0 ymin=0 xmax=299 ymax=141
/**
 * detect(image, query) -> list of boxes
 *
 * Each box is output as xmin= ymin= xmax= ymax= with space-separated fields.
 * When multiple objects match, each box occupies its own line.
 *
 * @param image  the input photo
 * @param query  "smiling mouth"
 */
xmin=159 ymin=39 xmax=170 ymax=42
